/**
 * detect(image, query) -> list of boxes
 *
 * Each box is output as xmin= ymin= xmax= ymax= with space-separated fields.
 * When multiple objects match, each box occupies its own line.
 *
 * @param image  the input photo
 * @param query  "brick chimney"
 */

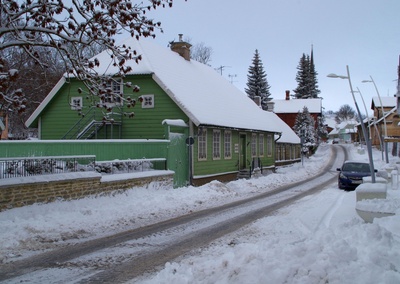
xmin=285 ymin=90 xmax=290 ymax=100
xmin=170 ymin=34 xmax=192 ymax=61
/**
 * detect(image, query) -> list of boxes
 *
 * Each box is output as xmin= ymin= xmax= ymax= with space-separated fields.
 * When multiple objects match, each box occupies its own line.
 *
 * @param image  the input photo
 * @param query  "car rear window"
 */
xmin=342 ymin=163 xmax=369 ymax=172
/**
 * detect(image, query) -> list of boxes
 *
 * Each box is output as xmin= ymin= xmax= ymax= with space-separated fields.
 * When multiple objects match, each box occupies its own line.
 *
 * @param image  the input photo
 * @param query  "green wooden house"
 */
xmin=26 ymin=36 xmax=300 ymax=186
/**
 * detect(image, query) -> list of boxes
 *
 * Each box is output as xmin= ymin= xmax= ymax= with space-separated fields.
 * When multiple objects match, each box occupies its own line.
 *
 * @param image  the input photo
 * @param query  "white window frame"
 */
xmin=276 ymin=144 xmax=281 ymax=161
xmin=198 ymin=128 xmax=207 ymax=161
xmin=103 ymin=78 xmax=123 ymax=106
xmin=141 ymin=94 xmax=155 ymax=109
xmin=213 ymin=130 xmax=221 ymax=160
xmin=70 ymin=97 xmax=82 ymax=110
xmin=224 ymin=130 xmax=232 ymax=159
xmin=267 ymin=134 xmax=273 ymax=157
xmin=259 ymin=134 xmax=264 ymax=157
xmin=251 ymin=133 xmax=257 ymax=157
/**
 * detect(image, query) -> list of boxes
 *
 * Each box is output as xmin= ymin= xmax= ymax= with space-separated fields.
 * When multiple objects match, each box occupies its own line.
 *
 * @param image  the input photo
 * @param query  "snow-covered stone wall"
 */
xmin=0 ymin=171 xmax=174 ymax=211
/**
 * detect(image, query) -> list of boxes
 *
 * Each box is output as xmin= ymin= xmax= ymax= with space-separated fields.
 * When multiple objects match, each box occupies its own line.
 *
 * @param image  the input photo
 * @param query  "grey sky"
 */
xmin=144 ymin=0 xmax=400 ymax=114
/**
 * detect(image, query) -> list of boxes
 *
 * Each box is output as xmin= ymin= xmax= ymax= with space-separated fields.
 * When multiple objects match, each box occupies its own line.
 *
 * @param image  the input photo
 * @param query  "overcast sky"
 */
xmin=143 ymin=0 xmax=400 ymax=114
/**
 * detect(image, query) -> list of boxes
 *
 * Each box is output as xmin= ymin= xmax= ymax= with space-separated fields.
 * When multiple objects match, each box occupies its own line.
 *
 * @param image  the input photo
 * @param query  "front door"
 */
xmin=239 ymin=134 xmax=247 ymax=170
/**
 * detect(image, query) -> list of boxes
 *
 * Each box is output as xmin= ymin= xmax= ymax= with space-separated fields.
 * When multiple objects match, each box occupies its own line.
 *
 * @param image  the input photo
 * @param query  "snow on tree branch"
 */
xmin=0 ymin=0 xmax=181 ymax=117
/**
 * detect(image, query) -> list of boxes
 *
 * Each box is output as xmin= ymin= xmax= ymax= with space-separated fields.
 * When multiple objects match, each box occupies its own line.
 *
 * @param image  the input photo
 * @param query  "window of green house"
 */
xmin=251 ymin=133 xmax=257 ymax=157
xmin=198 ymin=128 xmax=207 ymax=161
xmin=213 ymin=130 xmax=221 ymax=160
xmin=141 ymin=94 xmax=154 ymax=109
xmin=224 ymin=130 xmax=232 ymax=159
xmin=259 ymin=134 xmax=264 ymax=157
xmin=103 ymin=78 xmax=123 ymax=106
xmin=71 ymin=97 xmax=82 ymax=110
xmin=267 ymin=134 xmax=273 ymax=157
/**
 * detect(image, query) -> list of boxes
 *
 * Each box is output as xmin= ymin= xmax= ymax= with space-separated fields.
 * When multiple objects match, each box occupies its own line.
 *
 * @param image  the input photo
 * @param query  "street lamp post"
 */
xmin=362 ymin=76 xmax=389 ymax=163
xmin=327 ymin=65 xmax=376 ymax=183
xmin=355 ymin=87 xmax=384 ymax=160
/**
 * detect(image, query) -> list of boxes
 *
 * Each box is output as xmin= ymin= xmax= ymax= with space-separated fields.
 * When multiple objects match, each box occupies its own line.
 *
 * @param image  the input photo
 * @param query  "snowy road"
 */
xmin=0 ymin=145 xmax=348 ymax=283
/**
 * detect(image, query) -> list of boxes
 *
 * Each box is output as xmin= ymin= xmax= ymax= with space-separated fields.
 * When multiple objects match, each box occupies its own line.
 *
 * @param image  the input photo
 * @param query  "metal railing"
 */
xmin=0 ymin=155 xmax=96 ymax=179
xmin=62 ymin=107 xmax=122 ymax=139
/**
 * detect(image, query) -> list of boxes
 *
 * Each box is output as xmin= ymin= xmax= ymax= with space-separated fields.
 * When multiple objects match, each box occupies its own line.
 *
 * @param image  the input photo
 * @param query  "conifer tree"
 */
xmin=293 ymin=106 xmax=317 ymax=155
xmin=316 ymin=114 xmax=328 ymax=144
xmin=245 ymin=49 xmax=272 ymax=110
xmin=309 ymin=47 xmax=321 ymax=98
xmin=293 ymin=48 xmax=320 ymax=99
xmin=293 ymin=54 xmax=311 ymax=99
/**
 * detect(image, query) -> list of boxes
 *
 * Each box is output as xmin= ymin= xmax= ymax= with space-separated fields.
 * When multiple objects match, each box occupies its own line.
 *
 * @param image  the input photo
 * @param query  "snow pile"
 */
xmin=0 ymin=143 xmax=399 ymax=283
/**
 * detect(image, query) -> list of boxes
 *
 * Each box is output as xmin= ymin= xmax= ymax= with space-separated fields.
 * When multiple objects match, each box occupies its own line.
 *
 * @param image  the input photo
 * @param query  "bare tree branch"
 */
xmin=0 ymin=0 xmax=180 ymax=118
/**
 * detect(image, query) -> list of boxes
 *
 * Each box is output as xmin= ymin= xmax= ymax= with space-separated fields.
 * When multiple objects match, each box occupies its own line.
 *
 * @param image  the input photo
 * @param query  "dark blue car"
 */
xmin=337 ymin=161 xmax=375 ymax=190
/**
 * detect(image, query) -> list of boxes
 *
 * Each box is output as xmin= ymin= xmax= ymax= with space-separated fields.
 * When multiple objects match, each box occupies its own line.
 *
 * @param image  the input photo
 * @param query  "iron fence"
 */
xmin=0 ymin=155 xmax=96 ymax=179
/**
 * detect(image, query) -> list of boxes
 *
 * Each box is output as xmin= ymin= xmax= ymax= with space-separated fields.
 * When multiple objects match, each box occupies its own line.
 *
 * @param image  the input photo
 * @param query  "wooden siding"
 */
xmin=369 ymin=107 xmax=400 ymax=147
xmin=192 ymin=127 xmax=275 ymax=177
xmin=40 ymin=81 xmax=84 ymax=139
xmin=38 ymin=75 xmax=188 ymax=140
xmin=120 ymin=75 xmax=187 ymax=139
xmin=0 ymin=140 xmax=169 ymax=161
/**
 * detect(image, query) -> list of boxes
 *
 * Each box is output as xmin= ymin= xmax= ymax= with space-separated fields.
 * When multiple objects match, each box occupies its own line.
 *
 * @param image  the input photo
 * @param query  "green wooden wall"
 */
xmin=0 ymin=140 xmax=169 ymax=161
xmin=36 ymin=75 xmax=188 ymax=140
xmin=192 ymin=127 xmax=275 ymax=177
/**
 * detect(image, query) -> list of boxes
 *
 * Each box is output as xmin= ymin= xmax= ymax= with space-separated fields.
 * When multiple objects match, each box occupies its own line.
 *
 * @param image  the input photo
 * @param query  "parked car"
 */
xmin=337 ymin=161 xmax=376 ymax=190
xmin=332 ymin=138 xmax=340 ymax=144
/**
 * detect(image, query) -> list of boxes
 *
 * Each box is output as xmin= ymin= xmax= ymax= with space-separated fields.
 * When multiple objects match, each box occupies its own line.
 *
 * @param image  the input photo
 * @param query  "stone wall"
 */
xmin=0 ymin=171 xmax=174 ymax=211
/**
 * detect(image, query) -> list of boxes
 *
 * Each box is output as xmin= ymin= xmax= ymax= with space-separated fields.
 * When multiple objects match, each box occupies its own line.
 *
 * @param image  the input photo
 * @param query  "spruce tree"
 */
xmin=293 ymin=106 xmax=317 ymax=155
xmin=293 ymin=48 xmax=320 ymax=99
xmin=309 ymin=47 xmax=321 ymax=98
xmin=245 ymin=49 xmax=272 ymax=110
xmin=316 ymin=114 xmax=328 ymax=144
xmin=293 ymin=54 xmax=311 ymax=99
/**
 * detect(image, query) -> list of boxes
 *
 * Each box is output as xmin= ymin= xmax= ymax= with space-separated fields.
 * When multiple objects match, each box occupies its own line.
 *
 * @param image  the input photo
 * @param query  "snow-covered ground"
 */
xmin=1 ymin=143 xmax=400 ymax=283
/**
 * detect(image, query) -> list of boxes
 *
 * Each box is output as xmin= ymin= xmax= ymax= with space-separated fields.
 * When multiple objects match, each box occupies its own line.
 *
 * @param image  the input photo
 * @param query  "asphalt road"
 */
xmin=0 ymin=145 xmax=347 ymax=283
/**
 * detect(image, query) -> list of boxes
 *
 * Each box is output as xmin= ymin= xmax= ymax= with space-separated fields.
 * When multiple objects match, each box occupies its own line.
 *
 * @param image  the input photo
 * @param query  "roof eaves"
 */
xmin=25 ymin=76 xmax=67 ymax=128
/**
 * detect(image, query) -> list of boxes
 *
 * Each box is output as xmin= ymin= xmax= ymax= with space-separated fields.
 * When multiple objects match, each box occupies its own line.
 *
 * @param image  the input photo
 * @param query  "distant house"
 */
xmin=370 ymin=96 xmax=400 ymax=147
xmin=328 ymin=120 xmax=358 ymax=143
xmin=269 ymin=90 xmax=323 ymax=130
xmin=26 ymin=36 xmax=300 ymax=185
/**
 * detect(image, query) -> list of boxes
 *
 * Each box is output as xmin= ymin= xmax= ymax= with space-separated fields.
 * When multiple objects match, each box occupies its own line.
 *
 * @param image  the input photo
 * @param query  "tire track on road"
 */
xmin=0 ymin=145 xmax=347 ymax=283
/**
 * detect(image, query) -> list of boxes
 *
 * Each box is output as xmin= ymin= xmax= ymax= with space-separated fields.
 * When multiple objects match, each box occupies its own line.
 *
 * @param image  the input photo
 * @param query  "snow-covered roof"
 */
xmin=323 ymin=115 xmax=337 ymax=129
xmin=271 ymin=98 xmax=322 ymax=114
xmin=371 ymin=96 xmax=396 ymax=108
xmin=26 ymin=38 xmax=299 ymax=143
xmin=328 ymin=119 xmax=358 ymax=136
xmin=272 ymin=114 xmax=300 ymax=143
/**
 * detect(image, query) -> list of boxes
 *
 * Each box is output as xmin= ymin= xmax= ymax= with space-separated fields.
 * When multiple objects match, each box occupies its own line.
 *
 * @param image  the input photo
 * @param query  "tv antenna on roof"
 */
xmin=228 ymin=74 xmax=237 ymax=84
xmin=215 ymin=65 xmax=231 ymax=76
